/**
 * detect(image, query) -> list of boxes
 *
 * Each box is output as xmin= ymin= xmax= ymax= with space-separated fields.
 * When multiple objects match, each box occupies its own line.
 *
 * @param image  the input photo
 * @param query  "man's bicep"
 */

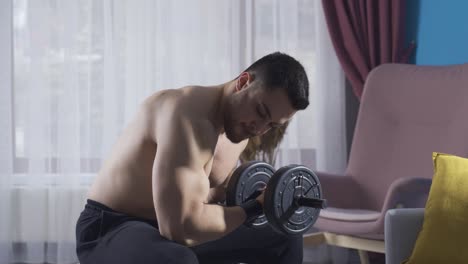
xmin=151 ymin=117 xmax=214 ymax=239
xmin=152 ymin=154 xmax=209 ymax=219
xmin=152 ymin=141 xmax=211 ymax=240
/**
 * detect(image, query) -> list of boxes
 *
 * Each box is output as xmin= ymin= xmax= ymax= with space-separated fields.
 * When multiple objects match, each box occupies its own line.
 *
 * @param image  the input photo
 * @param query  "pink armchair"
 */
xmin=304 ymin=63 xmax=468 ymax=262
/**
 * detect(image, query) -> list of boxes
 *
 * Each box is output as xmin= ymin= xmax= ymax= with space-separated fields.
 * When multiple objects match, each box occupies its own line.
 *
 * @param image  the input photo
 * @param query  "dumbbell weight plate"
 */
xmin=226 ymin=161 xmax=275 ymax=228
xmin=264 ymin=165 xmax=323 ymax=235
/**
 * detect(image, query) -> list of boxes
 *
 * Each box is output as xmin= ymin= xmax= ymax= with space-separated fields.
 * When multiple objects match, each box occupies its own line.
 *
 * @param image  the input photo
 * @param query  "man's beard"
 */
xmin=223 ymin=101 xmax=243 ymax=143
xmin=224 ymin=116 xmax=241 ymax=143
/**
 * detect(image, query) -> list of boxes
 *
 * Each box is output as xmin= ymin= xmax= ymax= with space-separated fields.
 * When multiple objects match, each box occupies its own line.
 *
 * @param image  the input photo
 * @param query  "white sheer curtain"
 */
xmin=0 ymin=0 xmax=346 ymax=263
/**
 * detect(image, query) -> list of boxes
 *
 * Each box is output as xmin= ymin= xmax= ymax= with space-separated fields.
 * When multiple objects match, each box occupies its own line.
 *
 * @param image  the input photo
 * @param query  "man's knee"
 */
xmin=286 ymin=235 xmax=303 ymax=251
xmin=279 ymin=235 xmax=303 ymax=262
xmin=163 ymin=244 xmax=199 ymax=264
xmin=178 ymin=247 xmax=199 ymax=264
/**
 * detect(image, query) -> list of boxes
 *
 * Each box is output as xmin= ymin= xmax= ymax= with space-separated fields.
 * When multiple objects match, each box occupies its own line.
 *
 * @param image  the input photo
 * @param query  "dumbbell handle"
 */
xmin=246 ymin=189 xmax=263 ymax=201
xmin=294 ymin=197 xmax=327 ymax=209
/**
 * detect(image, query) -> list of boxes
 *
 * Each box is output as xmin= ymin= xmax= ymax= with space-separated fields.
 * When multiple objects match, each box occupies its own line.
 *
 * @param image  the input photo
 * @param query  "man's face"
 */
xmin=224 ymin=75 xmax=297 ymax=143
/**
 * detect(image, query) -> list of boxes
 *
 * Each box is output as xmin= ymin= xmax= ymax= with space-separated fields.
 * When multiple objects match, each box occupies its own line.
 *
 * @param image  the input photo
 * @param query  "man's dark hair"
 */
xmin=244 ymin=52 xmax=309 ymax=110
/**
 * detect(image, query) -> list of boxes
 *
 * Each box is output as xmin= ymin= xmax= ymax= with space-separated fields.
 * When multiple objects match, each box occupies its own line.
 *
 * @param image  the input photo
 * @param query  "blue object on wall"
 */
xmin=406 ymin=0 xmax=468 ymax=65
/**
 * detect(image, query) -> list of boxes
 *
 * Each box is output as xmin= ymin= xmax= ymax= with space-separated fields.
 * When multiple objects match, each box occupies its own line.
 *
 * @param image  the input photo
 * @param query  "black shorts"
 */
xmin=75 ymin=199 xmax=303 ymax=264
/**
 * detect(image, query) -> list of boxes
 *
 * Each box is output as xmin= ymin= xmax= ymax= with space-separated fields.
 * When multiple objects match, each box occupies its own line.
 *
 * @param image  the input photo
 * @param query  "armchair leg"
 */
xmin=303 ymin=232 xmax=325 ymax=247
xmin=303 ymin=232 xmax=384 ymax=264
xmin=322 ymin=232 xmax=385 ymax=253
xmin=358 ymin=250 xmax=370 ymax=264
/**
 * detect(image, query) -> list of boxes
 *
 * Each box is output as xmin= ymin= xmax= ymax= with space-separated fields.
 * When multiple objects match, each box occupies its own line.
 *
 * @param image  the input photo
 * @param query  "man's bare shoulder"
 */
xmin=141 ymin=88 xmax=183 ymax=111
xmin=141 ymin=86 xmax=207 ymax=117
xmin=141 ymin=87 xmax=218 ymax=148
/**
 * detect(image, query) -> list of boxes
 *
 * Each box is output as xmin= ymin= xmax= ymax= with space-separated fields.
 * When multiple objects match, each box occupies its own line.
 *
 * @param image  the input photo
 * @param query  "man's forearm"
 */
xmin=182 ymin=203 xmax=246 ymax=247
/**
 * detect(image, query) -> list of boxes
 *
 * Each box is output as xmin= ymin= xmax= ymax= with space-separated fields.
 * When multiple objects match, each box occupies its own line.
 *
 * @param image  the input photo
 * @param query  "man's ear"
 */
xmin=235 ymin=72 xmax=253 ymax=91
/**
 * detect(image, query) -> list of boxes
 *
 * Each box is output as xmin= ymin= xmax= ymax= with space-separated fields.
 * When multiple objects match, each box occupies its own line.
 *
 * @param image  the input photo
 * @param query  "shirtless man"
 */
xmin=75 ymin=52 xmax=309 ymax=264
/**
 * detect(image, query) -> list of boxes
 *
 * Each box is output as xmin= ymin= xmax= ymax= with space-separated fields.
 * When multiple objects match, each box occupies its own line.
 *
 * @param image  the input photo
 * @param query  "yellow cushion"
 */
xmin=404 ymin=152 xmax=468 ymax=264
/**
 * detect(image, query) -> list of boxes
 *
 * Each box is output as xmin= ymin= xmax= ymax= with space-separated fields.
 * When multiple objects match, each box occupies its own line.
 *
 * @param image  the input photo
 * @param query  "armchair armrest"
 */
xmin=381 ymin=177 xmax=432 ymax=211
xmin=314 ymin=171 xmax=365 ymax=208
xmin=385 ymin=208 xmax=425 ymax=264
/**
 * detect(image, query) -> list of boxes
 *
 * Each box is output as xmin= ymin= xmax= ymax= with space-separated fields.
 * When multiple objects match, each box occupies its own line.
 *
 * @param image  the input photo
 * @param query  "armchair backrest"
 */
xmin=346 ymin=63 xmax=468 ymax=210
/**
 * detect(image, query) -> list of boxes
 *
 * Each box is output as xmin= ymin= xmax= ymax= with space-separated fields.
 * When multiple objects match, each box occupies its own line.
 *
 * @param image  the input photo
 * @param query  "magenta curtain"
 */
xmin=322 ymin=0 xmax=414 ymax=99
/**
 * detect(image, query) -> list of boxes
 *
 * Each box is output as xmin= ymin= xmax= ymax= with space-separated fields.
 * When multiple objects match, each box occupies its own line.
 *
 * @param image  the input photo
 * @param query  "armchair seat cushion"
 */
xmin=319 ymin=207 xmax=380 ymax=222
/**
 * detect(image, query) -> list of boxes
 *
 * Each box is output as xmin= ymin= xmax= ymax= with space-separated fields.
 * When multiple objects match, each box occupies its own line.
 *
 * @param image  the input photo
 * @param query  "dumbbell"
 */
xmin=226 ymin=161 xmax=275 ymax=228
xmin=264 ymin=164 xmax=327 ymax=235
xmin=226 ymin=161 xmax=327 ymax=236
